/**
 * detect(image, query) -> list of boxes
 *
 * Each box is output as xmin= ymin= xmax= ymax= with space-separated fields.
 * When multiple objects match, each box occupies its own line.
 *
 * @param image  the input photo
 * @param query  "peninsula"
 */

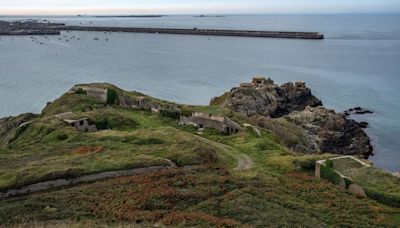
xmin=0 ymin=77 xmax=398 ymax=227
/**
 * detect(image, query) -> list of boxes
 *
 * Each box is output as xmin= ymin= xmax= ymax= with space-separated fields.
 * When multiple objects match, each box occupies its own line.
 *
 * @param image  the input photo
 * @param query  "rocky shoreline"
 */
xmin=0 ymin=77 xmax=374 ymax=159
xmin=211 ymin=77 xmax=373 ymax=158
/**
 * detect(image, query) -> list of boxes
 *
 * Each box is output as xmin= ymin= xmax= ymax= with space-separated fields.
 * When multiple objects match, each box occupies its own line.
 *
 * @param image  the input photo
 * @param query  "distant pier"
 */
xmin=0 ymin=30 xmax=60 ymax=36
xmin=0 ymin=20 xmax=324 ymax=39
xmin=64 ymin=26 xmax=325 ymax=39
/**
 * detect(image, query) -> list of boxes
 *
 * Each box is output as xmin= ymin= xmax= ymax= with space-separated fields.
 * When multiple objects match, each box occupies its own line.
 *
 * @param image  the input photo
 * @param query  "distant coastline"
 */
xmin=90 ymin=15 xmax=166 ymax=18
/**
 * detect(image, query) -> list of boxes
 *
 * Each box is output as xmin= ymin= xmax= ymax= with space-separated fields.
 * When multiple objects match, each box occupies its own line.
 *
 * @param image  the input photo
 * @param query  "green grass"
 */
xmin=0 ymin=84 xmax=399 ymax=226
xmin=0 ymin=166 xmax=399 ymax=227
xmin=0 ymin=106 xmax=234 ymax=191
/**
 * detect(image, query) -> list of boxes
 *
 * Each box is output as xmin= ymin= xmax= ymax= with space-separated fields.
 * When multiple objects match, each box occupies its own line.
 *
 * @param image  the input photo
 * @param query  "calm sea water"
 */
xmin=0 ymin=14 xmax=399 ymax=171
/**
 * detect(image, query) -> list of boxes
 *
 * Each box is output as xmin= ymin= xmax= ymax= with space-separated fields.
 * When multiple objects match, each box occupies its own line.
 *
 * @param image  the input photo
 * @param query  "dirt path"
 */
xmin=186 ymin=132 xmax=254 ymax=171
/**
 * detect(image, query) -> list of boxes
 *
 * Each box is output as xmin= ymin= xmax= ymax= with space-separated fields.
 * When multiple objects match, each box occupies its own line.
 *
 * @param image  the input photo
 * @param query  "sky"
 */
xmin=0 ymin=0 xmax=399 ymax=15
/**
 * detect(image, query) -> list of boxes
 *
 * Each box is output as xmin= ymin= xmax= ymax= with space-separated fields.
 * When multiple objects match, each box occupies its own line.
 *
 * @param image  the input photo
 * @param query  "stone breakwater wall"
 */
xmin=0 ymin=165 xmax=171 ymax=198
xmin=0 ymin=30 xmax=61 ymax=36
xmin=62 ymin=26 xmax=325 ymax=39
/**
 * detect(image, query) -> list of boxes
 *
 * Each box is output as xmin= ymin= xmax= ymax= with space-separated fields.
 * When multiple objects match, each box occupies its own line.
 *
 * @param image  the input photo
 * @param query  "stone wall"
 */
xmin=0 ymin=165 xmax=172 ymax=198
xmin=315 ymin=156 xmax=367 ymax=197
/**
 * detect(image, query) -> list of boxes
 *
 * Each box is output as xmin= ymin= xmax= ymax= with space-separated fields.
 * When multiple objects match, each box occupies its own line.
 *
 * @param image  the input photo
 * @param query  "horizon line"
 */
xmin=1 ymin=12 xmax=400 ymax=17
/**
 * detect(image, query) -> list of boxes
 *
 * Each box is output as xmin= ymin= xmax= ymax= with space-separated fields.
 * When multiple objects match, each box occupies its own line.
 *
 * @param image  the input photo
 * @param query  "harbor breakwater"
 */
xmin=0 ymin=20 xmax=324 ymax=39
xmin=63 ymin=26 xmax=325 ymax=39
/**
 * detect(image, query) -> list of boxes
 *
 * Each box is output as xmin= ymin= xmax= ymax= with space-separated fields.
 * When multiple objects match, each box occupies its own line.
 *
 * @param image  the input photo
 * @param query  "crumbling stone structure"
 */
xmin=180 ymin=112 xmax=241 ymax=135
xmin=55 ymin=112 xmax=97 ymax=132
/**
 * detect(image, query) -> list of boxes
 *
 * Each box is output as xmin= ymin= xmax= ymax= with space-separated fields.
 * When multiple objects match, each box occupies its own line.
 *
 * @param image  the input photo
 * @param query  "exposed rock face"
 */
xmin=212 ymin=77 xmax=373 ymax=158
xmin=211 ymin=77 xmax=322 ymax=117
xmin=0 ymin=113 xmax=37 ymax=138
xmin=0 ymin=113 xmax=38 ymax=145
xmin=284 ymin=107 xmax=373 ymax=158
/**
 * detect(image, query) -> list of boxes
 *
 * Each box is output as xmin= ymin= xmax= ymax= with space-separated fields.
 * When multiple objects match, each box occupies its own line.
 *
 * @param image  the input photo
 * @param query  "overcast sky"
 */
xmin=1 ymin=0 xmax=400 ymax=15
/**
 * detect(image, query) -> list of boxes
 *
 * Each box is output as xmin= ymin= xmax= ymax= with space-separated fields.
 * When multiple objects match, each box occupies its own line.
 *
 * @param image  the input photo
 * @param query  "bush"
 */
xmin=76 ymin=88 xmax=87 ymax=95
xmin=203 ymin=128 xmax=223 ymax=136
xmin=181 ymin=109 xmax=193 ymax=117
xmin=320 ymin=163 xmax=340 ymax=185
xmin=160 ymin=109 xmax=180 ymax=119
xmin=344 ymin=178 xmax=353 ymax=189
xmin=293 ymin=158 xmax=317 ymax=171
xmin=325 ymin=159 xmax=334 ymax=168
xmin=106 ymin=89 xmax=118 ymax=104
xmin=93 ymin=117 xmax=109 ymax=130
xmin=365 ymin=188 xmax=400 ymax=208
xmin=89 ymin=110 xmax=138 ymax=130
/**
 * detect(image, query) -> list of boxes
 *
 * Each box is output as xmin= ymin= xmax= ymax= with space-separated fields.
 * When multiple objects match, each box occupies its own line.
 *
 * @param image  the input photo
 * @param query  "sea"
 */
xmin=0 ymin=14 xmax=399 ymax=171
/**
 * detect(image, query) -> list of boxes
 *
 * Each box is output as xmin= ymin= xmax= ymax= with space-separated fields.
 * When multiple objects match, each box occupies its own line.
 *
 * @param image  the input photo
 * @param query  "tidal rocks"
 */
xmin=358 ymin=121 xmax=369 ymax=129
xmin=210 ymin=77 xmax=322 ymax=117
xmin=344 ymin=107 xmax=374 ymax=116
xmin=285 ymin=107 xmax=373 ymax=158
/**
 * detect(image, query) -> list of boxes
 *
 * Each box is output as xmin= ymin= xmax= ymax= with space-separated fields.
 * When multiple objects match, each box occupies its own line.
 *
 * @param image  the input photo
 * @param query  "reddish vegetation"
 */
xmin=162 ymin=211 xmax=241 ymax=227
xmin=82 ymin=166 xmax=242 ymax=226
xmin=71 ymin=146 xmax=103 ymax=155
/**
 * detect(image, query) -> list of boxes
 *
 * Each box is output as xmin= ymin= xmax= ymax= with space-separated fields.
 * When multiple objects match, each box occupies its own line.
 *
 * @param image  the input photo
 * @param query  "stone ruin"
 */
xmin=180 ymin=112 xmax=241 ymax=135
xmin=69 ymin=85 xmax=108 ymax=102
xmin=55 ymin=112 xmax=97 ymax=132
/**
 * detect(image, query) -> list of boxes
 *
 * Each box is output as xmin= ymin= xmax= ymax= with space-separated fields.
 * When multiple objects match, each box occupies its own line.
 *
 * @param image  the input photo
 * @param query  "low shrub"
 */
xmin=325 ymin=159 xmax=334 ymax=168
xmin=293 ymin=158 xmax=317 ymax=171
xmin=160 ymin=109 xmax=180 ymax=119
xmin=106 ymin=89 xmax=118 ymax=104
xmin=344 ymin=178 xmax=353 ymax=189
xmin=203 ymin=128 xmax=223 ymax=136
xmin=181 ymin=109 xmax=193 ymax=117
xmin=89 ymin=111 xmax=138 ymax=130
xmin=57 ymin=133 xmax=68 ymax=141
xmin=365 ymin=188 xmax=400 ymax=208
xmin=76 ymin=88 xmax=87 ymax=95
xmin=320 ymin=161 xmax=341 ymax=185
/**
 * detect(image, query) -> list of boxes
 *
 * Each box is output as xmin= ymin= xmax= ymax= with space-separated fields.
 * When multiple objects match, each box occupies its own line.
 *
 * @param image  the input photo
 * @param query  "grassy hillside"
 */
xmin=0 ymin=83 xmax=399 ymax=226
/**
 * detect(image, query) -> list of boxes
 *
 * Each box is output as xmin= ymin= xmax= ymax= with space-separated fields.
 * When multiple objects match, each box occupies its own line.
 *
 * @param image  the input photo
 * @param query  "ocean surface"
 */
xmin=0 ymin=14 xmax=399 ymax=171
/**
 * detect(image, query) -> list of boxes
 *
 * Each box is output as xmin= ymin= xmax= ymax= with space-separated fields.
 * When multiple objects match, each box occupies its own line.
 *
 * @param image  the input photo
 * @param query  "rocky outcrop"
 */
xmin=284 ymin=107 xmax=373 ymax=158
xmin=212 ymin=77 xmax=373 ymax=158
xmin=0 ymin=113 xmax=37 ymax=137
xmin=0 ymin=113 xmax=38 ymax=146
xmin=211 ymin=77 xmax=322 ymax=117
